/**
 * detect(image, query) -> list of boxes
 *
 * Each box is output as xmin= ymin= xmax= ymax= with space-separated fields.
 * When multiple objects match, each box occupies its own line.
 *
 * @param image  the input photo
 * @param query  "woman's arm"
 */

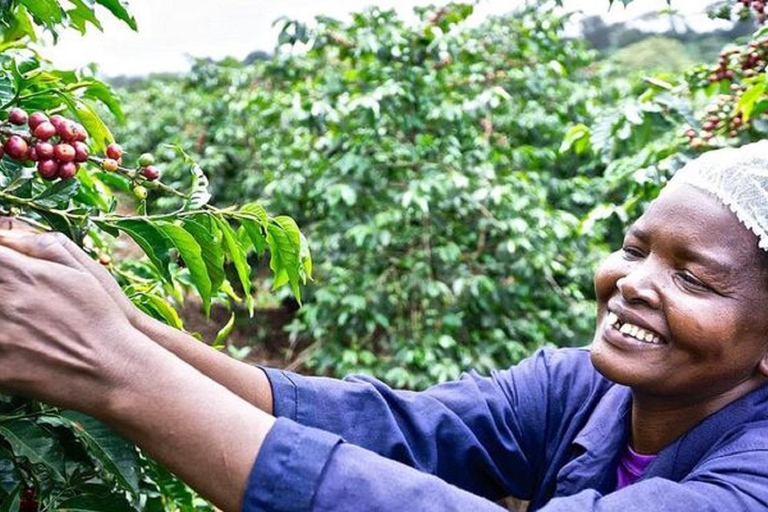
xmin=0 ymin=238 xmax=274 ymax=511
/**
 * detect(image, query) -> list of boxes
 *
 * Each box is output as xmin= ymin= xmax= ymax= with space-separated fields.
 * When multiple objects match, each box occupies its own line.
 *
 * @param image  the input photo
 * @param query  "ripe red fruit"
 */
xmin=141 ymin=165 xmax=160 ymax=181
xmin=106 ymin=143 xmax=123 ymax=160
xmin=37 ymin=159 xmax=59 ymax=180
xmin=26 ymin=146 xmax=37 ymax=161
xmin=58 ymin=161 xmax=78 ymax=180
xmin=35 ymin=142 xmax=54 ymax=160
xmin=19 ymin=486 xmax=37 ymax=512
xmin=33 ymin=121 xmax=57 ymax=141
xmin=8 ymin=108 xmax=28 ymax=125
xmin=57 ymin=122 xmax=78 ymax=143
xmin=101 ymin=158 xmax=119 ymax=172
xmin=53 ymin=143 xmax=76 ymax=162
xmin=73 ymin=141 xmax=89 ymax=162
xmin=72 ymin=123 xmax=88 ymax=142
xmin=4 ymin=135 xmax=28 ymax=160
xmin=49 ymin=114 xmax=67 ymax=131
xmin=27 ymin=111 xmax=48 ymax=130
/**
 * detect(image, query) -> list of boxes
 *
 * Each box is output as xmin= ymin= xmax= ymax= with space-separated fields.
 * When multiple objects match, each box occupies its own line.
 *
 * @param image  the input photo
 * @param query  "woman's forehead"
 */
xmin=635 ymin=184 xmax=761 ymax=264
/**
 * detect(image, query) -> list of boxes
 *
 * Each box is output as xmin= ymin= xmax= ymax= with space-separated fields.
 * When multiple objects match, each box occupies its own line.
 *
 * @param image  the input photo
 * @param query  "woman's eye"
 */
xmin=677 ymin=271 xmax=710 ymax=291
xmin=621 ymin=246 xmax=644 ymax=259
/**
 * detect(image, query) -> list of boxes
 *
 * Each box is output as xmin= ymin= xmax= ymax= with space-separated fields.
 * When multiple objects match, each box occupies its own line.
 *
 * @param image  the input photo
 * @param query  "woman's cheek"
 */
xmin=594 ymin=251 xmax=626 ymax=303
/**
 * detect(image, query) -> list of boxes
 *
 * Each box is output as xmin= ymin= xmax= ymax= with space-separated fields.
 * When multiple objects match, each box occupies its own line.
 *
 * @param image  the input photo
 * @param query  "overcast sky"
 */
xmin=42 ymin=0 xmax=724 ymax=77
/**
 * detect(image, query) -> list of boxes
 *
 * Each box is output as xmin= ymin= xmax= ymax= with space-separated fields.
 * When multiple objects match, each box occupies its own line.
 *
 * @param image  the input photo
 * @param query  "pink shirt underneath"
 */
xmin=616 ymin=445 xmax=657 ymax=490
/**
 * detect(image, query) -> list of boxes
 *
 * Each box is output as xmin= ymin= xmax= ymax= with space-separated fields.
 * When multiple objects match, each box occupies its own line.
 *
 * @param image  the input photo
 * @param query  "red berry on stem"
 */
xmin=8 ymin=108 xmax=28 ymax=125
xmin=33 ymin=121 xmax=57 ymax=141
xmin=73 ymin=124 xmax=88 ymax=142
xmin=73 ymin=141 xmax=89 ymax=162
xmin=57 ymin=122 xmax=78 ymax=142
xmin=49 ymin=114 xmax=67 ymax=131
xmin=26 ymin=146 xmax=37 ymax=161
xmin=141 ymin=165 xmax=160 ymax=181
xmin=35 ymin=142 xmax=54 ymax=160
xmin=4 ymin=135 xmax=28 ymax=160
xmin=102 ymin=158 xmax=119 ymax=172
xmin=58 ymin=161 xmax=78 ymax=180
xmin=37 ymin=159 xmax=58 ymax=180
xmin=106 ymin=143 xmax=123 ymax=160
xmin=54 ymin=143 xmax=76 ymax=162
xmin=27 ymin=112 xmax=48 ymax=130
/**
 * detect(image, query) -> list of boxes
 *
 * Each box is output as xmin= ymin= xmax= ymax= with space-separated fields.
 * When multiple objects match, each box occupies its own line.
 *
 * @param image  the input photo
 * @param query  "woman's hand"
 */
xmin=0 ymin=229 xmax=155 ymax=413
xmin=0 ymin=220 xmax=276 ymax=413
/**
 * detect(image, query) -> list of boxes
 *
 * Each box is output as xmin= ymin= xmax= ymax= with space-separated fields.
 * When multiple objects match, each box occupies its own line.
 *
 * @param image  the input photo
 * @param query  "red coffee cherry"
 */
xmin=26 ymin=146 xmax=37 ymax=161
xmin=101 ymin=158 xmax=119 ymax=172
xmin=53 ymin=143 xmax=76 ymax=163
xmin=72 ymin=123 xmax=88 ymax=142
xmin=73 ymin=141 xmax=89 ymax=162
xmin=106 ymin=143 xmax=123 ymax=160
xmin=4 ymin=135 xmax=28 ymax=160
xmin=27 ymin=111 xmax=48 ymax=130
xmin=35 ymin=142 xmax=54 ymax=160
xmin=8 ymin=108 xmax=28 ymax=125
xmin=37 ymin=159 xmax=59 ymax=180
xmin=49 ymin=114 xmax=67 ymax=131
xmin=57 ymin=122 xmax=78 ymax=143
xmin=33 ymin=121 xmax=57 ymax=141
xmin=141 ymin=165 xmax=160 ymax=181
xmin=58 ymin=161 xmax=78 ymax=180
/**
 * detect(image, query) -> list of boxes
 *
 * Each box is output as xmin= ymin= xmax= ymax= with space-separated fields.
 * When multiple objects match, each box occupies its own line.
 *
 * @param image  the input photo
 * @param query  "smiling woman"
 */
xmin=0 ymin=142 xmax=768 ymax=511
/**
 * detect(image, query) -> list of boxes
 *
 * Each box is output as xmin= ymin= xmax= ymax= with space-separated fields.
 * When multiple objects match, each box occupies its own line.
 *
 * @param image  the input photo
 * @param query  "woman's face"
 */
xmin=591 ymin=183 xmax=768 ymax=404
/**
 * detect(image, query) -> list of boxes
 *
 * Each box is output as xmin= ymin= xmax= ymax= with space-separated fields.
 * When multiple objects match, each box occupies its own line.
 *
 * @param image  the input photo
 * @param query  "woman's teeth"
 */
xmin=605 ymin=311 xmax=663 ymax=345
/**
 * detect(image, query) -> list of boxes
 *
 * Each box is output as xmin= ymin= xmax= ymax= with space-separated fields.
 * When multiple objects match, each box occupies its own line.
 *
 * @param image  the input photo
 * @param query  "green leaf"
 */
xmin=59 ymin=411 xmax=140 ymax=495
xmin=113 ymin=219 xmax=173 ymax=282
xmin=212 ymin=313 xmax=236 ymax=350
xmin=186 ymin=164 xmax=211 ymax=210
xmin=0 ymin=70 xmax=17 ymax=108
xmin=134 ymin=292 xmax=184 ymax=330
xmin=0 ymin=419 xmax=65 ymax=482
xmin=214 ymin=217 xmax=253 ymax=314
xmin=66 ymin=99 xmax=115 ymax=152
xmin=266 ymin=216 xmax=303 ymax=302
xmin=81 ymin=80 xmax=124 ymax=122
xmin=156 ymin=221 xmax=212 ymax=315
xmin=0 ymin=447 xmax=20 ymax=495
xmin=240 ymin=218 xmax=268 ymax=256
xmin=94 ymin=0 xmax=138 ymax=30
xmin=33 ymin=177 xmax=80 ymax=207
xmin=19 ymin=0 xmax=63 ymax=29
xmin=737 ymin=80 xmax=766 ymax=122
xmin=65 ymin=0 xmax=104 ymax=34
xmin=181 ymin=216 xmax=225 ymax=294
xmin=56 ymin=492 xmax=136 ymax=512
xmin=0 ymin=484 xmax=20 ymax=512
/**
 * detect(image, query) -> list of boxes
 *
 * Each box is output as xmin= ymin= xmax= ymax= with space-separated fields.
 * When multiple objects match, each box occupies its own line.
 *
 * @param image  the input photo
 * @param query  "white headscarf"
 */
xmin=668 ymin=140 xmax=768 ymax=252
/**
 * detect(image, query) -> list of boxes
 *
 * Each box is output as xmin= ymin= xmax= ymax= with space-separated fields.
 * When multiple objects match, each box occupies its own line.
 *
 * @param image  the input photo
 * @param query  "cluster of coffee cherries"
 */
xmin=1 ymin=108 xmax=91 ymax=181
xmin=739 ymin=0 xmax=767 ymax=23
xmin=707 ymin=40 xmax=768 ymax=84
xmin=1 ymin=107 xmax=161 ymax=185
xmin=683 ymin=94 xmax=744 ymax=147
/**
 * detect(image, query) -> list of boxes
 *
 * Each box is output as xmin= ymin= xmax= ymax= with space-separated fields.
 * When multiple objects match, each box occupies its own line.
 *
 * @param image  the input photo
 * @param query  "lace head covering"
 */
xmin=667 ymin=140 xmax=768 ymax=252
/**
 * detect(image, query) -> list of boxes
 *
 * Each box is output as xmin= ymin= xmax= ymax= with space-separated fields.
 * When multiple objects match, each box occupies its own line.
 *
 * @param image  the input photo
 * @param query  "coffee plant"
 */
xmin=0 ymin=1 xmax=309 ymax=510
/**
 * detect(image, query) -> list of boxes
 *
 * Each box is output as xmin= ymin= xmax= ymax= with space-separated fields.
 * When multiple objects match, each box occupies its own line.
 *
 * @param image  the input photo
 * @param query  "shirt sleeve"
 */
xmin=259 ymin=349 xmax=597 ymax=500
xmin=242 ymin=416 xmax=509 ymax=512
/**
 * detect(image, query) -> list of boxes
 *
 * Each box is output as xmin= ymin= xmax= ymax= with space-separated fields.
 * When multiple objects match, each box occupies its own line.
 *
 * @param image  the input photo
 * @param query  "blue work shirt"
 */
xmin=242 ymin=348 xmax=768 ymax=511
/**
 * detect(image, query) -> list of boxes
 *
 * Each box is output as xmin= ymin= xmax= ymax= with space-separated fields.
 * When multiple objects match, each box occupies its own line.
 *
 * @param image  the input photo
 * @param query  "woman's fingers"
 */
xmin=0 ymin=229 xmax=81 ymax=268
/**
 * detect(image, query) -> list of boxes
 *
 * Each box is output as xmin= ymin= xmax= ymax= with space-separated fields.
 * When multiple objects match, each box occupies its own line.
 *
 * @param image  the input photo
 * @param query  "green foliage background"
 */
xmin=110 ymin=0 xmax=768 ymax=390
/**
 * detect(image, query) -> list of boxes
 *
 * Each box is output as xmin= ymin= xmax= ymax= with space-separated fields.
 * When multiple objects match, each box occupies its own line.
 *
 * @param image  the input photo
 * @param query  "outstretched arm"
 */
xmin=0 ymin=237 xmax=273 ymax=511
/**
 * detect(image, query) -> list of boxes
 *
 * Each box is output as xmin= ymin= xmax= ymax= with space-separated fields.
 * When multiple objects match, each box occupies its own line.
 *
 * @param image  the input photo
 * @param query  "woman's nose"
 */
xmin=616 ymin=267 xmax=662 ymax=309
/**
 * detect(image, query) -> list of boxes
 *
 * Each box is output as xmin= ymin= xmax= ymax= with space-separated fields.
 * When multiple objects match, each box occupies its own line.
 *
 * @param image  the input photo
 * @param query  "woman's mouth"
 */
xmin=605 ymin=311 xmax=665 ymax=345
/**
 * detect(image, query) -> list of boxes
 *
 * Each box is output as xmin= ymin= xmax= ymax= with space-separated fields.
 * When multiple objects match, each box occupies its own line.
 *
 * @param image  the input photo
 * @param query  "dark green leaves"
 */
xmin=156 ymin=220 xmax=212 ymax=315
xmin=59 ymin=411 xmax=140 ymax=495
xmin=0 ymin=419 xmax=65 ymax=482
